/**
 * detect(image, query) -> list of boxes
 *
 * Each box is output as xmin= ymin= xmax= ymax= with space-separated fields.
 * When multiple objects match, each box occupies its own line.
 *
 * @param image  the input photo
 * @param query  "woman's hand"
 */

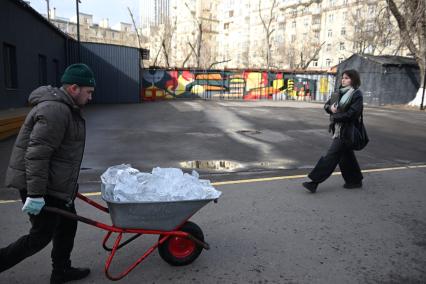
xmin=331 ymin=103 xmax=338 ymax=113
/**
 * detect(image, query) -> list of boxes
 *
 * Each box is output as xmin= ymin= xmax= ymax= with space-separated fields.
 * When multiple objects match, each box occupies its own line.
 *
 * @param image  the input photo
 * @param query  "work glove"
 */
xmin=22 ymin=197 xmax=45 ymax=215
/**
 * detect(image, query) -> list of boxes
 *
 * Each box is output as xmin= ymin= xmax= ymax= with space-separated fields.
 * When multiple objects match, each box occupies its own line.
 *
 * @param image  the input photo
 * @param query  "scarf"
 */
xmin=332 ymin=86 xmax=355 ymax=139
xmin=338 ymin=86 xmax=355 ymax=111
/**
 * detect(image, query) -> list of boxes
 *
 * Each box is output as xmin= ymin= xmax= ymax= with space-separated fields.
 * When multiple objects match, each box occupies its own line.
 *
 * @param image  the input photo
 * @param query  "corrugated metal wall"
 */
xmin=0 ymin=0 xmax=68 ymax=109
xmin=70 ymin=42 xmax=141 ymax=104
xmin=337 ymin=55 xmax=420 ymax=105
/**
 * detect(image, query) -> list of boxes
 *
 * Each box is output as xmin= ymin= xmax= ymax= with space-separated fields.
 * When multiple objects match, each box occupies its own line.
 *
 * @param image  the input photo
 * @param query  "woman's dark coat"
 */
xmin=324 ymin=89 xmax=364 ymax=142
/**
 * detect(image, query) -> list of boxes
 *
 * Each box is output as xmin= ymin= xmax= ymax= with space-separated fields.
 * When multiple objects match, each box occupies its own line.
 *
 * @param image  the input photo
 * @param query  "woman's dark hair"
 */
xmin=342 ymin=69 xmax=361 ymax=89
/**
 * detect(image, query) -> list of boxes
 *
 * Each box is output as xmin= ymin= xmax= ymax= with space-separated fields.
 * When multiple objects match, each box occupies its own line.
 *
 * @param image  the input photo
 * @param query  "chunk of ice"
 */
xmin=101 ymin=165 xmax=221 ymax=202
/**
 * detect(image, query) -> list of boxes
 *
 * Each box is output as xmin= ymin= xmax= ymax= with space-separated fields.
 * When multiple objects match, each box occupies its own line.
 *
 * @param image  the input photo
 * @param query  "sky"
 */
xmin=28 ymin=0 xmax=140 ymax=27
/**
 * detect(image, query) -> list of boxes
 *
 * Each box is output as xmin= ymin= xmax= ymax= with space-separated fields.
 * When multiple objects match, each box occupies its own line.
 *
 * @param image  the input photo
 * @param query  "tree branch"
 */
xmin=209 ymin=59 xmax=232 ymax=69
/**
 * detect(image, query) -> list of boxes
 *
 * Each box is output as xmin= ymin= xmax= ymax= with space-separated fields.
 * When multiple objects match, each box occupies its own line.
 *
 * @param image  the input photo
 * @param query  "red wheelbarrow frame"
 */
xmin=43 ymin=193 xmax=210 ymax=281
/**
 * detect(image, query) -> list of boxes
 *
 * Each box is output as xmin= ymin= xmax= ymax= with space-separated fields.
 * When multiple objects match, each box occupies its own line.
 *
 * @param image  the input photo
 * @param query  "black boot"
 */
xmin=302 ymin=181 xmax=318 ymax=193
xmin=50 ymin=266 xmax=90 ymax=284
xmin=343 ymin=181 xmax=362 ymax=189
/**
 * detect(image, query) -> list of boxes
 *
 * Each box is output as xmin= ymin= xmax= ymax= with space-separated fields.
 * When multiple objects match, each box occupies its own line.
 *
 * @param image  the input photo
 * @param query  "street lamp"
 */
xmin=421 ymin=69 xmax=426 ymax=110
xmin=76 ymin=0 xmax=81 ymax=61
xmin=45 ymin=0 xmax=50 ymax=21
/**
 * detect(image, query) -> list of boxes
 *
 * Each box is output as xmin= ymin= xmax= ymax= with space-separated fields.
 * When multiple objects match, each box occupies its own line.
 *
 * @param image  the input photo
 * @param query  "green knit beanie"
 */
xmin=61 ymin=63 xmax=96 ymax=87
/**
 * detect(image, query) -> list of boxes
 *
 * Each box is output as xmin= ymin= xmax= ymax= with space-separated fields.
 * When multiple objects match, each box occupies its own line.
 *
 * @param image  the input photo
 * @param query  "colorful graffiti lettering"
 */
xmin=141 ymin=69 xmax=331 ymax=101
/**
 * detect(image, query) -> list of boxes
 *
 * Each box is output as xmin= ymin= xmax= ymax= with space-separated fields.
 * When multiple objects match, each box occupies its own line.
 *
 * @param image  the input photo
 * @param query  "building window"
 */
xmin=356 ymin=8 xmax=361 ymax=17
xmin=224 ymin=23 xmax=229 ymax=29
xmin=339 ymin=42 xmax=345 ymax=50
xmin=314 ymin=31 xmax=320 ymax=39
xmin=3 ymin=43 xmax=18 ymax=89
xmin=326 ymin=44 xmax=331 ymax=51
xmin=328 ymin=14 xmax=334 ymax=22
xmin=312 ymin=60 xmax=318 ymax=67
xmin=279 ymin=22 xmax=285 ymax=30
xmin=343 ymin=0 xmax=348 ymax=4
xmin=38 ymin=54 xmax=47 ymax=85
xmin=343 ymin=11 xmax=347 ymax=20
xmin=229 ymin=10 xmax=234 ymax=17
xmin=291 ymin=34 xmax=296 ymax=42
xmin=338 ymin=57 xmax=344 ymax=63
xmin=292 ymin=21 xmax=296 ymax=28
xmin=341 ymin=27 xmax=346 ymax=35
xmin=385 ymin=39 xmax=392 ymax=47
xmin=328 ymin=29 xmax=332 ymax=37
xmin=53 ymin=59 xmax=60 ymax=87
xmin=326 ymin=58 xmax=331 ymax=66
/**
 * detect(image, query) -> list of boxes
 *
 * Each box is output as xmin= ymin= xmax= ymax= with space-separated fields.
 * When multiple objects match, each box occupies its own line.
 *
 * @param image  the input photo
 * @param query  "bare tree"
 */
xmin=258 ymin=0 xmax=277 ymax=70
xmin=184 ymin=2 xmax=203 ymax=68
xmin=345 ymin=4 xmax=400 ymax=55
xmin=209 ymin=59 xmax=232 ymax=69
xmin=152 ymin=18 xmax=176 ymax=67
xmin=182 ymin=44 xmax=193 ymax=68
xmin=128 ymin=7 xmax=145 ymax=68
xmin=298 ymin=41 xmax=325 ymax=70
xmin=277 ymin=34 xmax=324 ymax=70
xmin=386 ymin=0 xmax=425 ymax=106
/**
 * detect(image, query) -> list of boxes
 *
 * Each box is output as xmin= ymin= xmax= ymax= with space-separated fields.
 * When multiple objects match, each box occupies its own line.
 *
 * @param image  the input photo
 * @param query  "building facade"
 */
xmin=49 ymin=9 xmax=140 ymax=48
xmin=38 ymin=0 xmax=408 ymax=70
xmin=164 ymin=0 xmax=407 ymax=70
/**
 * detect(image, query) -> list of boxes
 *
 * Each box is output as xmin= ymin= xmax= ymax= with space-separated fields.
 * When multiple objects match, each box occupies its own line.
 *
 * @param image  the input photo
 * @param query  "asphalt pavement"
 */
xmin=0 ymin=100 xmax=425 ymax=283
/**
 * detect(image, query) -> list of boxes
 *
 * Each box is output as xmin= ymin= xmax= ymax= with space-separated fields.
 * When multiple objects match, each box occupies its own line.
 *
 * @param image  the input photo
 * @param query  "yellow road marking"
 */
xmin=1 ymin=164 xmax=425 ymax=204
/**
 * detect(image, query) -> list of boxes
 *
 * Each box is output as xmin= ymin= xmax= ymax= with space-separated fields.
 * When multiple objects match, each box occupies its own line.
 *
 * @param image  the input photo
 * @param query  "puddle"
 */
xmin=180 ymin=159 xmax=299 ymax=172
xmin=180 ymin=160 xmax=242 ymax=171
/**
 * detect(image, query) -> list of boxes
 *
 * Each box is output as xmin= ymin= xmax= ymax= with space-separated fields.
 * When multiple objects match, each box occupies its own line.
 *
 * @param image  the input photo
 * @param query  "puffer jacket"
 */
xmin=324 ymin=89 xmax=364 ymax=140
xmin=5 ymin=86 xmax=85 ymax=202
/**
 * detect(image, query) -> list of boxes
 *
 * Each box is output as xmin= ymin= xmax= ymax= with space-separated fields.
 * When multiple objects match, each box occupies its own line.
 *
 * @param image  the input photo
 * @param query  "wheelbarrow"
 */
xmin=43 ymin=192 xmax=217 ymax=281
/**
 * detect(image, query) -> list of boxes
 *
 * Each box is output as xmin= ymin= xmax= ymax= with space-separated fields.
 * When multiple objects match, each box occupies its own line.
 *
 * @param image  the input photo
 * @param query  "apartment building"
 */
xmin=167 ymin=0 xmax=405 ymax=70
xmin=49 ymin=9 xmax=140 ymax=48
xmin=46 ymin=0 xmax=406 ymax=70
xmin=276 ymin=0 xmax=403 ymax=69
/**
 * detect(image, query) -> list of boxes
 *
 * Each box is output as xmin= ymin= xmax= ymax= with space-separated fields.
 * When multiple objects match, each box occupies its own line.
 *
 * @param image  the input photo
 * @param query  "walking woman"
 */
xmin=303 ymin=69 xmax=364 ymax=193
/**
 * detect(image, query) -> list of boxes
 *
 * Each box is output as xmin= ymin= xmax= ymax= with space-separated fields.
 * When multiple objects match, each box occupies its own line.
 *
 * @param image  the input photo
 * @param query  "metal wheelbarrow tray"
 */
xmin=104 ymin=198 xmax=215 ymax=231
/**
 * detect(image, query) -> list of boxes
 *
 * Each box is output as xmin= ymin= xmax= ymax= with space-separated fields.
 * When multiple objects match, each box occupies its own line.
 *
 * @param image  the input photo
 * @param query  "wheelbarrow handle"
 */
xmin=76 ymin=193 xmax=109 ymax=213
xmin=42 ymin=206 xmax=123 ymax=233
xmin=43 ymin=206 xmax=100 ymax=227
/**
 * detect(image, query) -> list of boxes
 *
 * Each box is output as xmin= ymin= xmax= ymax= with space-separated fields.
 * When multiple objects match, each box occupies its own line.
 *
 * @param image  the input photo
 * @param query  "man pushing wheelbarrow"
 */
xmin=0 ymin=63 xmax=95 ymax=283
xmin=0 ymin=63 xmax=220 ymax=282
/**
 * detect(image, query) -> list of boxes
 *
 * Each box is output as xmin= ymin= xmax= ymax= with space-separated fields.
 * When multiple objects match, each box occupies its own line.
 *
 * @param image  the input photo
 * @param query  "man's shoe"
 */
xmin=50 ymin=267 xmax=90 ymax=284
xmin=343 ymin=182 xmax=362 ymax=189
xmin=302 ymin=181 xmax=318 ymax=193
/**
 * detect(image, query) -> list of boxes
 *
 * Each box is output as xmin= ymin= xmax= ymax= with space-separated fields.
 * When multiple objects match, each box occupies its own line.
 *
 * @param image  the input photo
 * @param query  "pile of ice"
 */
xmin=101 ymin=164 xmax=222 ymax=202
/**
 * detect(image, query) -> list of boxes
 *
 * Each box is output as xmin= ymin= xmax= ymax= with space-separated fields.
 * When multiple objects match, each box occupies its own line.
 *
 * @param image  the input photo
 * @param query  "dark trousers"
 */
xmin=308 ymin=138 xmax=363 ymax=184
xmin=0 ymin=191 xmax=78 ymax=273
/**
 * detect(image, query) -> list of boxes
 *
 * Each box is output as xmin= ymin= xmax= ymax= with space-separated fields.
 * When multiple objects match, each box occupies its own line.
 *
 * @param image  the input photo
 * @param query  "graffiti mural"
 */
xmin=141 ymin=69 xmax=333 ymax=101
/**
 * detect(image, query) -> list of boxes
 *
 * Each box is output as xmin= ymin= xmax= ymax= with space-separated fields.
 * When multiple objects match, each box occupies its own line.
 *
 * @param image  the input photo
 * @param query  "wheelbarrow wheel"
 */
xmin=158 ymin=221 xmax=204 ymax=266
